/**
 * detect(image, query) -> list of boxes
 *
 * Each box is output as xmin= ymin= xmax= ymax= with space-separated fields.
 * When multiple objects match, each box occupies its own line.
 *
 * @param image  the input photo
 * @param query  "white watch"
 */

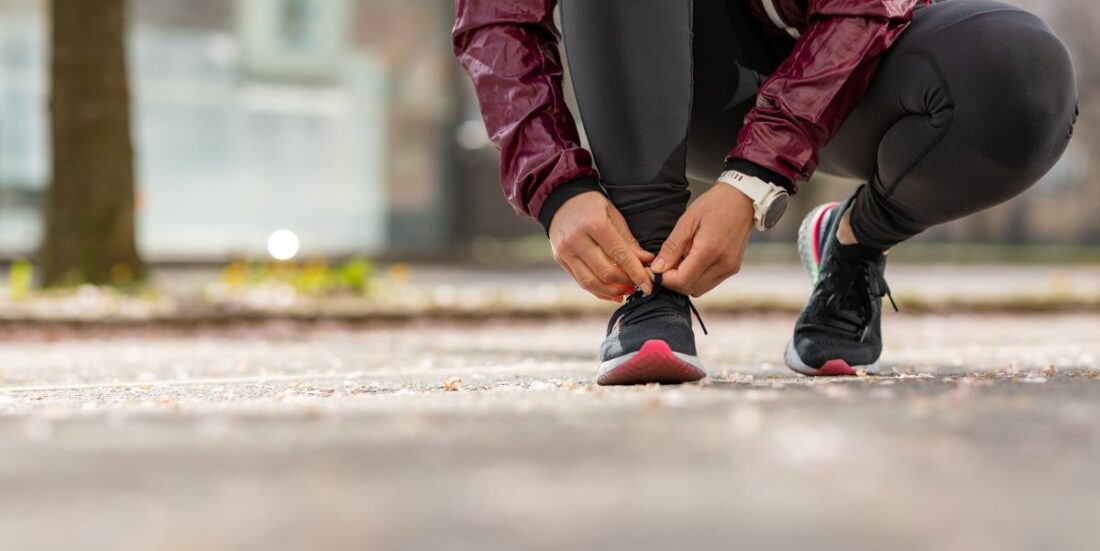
xmin=717 ymin=170 xmax=790 ymax=231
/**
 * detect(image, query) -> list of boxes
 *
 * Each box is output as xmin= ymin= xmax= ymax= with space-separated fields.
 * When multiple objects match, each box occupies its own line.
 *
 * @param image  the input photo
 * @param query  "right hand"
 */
xmin=548 ymin=191 xmax=654 ymax=302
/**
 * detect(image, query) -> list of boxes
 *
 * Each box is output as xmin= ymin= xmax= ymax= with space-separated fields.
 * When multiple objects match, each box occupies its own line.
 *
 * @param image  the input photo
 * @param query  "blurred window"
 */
xmin=0 ymin=0 xmax=387 ymax=259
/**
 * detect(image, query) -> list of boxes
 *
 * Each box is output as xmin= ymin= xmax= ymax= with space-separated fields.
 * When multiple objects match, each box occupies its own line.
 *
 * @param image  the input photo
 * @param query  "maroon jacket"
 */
xmin=453 ymin=0 xmax=917 ymax=221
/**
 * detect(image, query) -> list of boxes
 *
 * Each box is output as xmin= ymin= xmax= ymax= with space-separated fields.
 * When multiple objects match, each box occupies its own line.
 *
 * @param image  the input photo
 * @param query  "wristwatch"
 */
xmin=717 ymin=170 xmax=790 ymax=231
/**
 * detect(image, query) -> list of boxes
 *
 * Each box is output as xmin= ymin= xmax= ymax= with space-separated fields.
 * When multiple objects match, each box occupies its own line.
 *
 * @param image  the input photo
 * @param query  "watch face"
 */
xmin=763 ymin=193 xmax=789 ymax=229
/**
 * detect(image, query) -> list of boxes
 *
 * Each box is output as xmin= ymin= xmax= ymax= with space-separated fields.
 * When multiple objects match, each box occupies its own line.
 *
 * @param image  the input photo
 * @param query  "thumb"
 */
xmin=652 ymin=215 xmax=695 ymax=274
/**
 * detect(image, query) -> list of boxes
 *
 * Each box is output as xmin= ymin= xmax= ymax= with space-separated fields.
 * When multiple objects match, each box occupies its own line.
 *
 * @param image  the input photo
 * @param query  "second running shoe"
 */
xmin=785 ymin=198 xmax=896 ymax=376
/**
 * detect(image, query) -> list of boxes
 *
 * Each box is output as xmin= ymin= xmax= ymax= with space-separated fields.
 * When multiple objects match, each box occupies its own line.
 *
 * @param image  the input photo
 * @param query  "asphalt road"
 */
xmin=0 ymin=313 xmax=1098 ymax=550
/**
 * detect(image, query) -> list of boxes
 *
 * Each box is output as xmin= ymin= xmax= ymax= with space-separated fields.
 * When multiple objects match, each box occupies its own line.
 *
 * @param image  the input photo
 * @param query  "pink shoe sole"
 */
xmin=808 ymin=359 xmax=858 ymax=376
xmin=597 ymin=339 xmax=706 ymax=386
xmin=784 ymin=340 xmax=871 ymax=377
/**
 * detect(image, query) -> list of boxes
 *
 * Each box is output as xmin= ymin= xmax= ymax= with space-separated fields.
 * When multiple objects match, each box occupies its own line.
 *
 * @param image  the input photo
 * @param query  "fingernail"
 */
xmin=652 ymin=258 xmax=667 ymax=272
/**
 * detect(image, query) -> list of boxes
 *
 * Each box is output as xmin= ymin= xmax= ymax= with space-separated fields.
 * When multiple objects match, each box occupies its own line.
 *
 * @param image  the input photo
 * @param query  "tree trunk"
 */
xmin=41 ymin=0 xmax=143 ymax=287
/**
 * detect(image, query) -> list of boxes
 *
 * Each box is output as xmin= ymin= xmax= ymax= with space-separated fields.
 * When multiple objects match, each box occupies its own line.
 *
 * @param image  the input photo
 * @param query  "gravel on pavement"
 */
xmin=0 ymin=313 xmax=1098 ymax=550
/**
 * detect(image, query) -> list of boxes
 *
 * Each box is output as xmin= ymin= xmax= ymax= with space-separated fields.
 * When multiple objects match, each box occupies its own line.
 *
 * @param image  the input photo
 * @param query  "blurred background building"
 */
xmin=0 ymin=0 xmax=1095 ymax=262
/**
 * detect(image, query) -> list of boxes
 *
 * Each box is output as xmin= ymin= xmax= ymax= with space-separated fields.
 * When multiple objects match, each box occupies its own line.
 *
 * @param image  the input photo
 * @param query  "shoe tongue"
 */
xmin=620 ymin=288 xmax=685 ymax=326
xmin=824 ymin=257 xmax=884 ymax=331
xmin=829 ymin=233 xmax=884 ymax=261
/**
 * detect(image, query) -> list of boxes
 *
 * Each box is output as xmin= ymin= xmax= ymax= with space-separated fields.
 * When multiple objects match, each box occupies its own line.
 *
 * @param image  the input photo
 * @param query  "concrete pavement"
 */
xmin=0 ymin=313 xmax=1098 ymax=550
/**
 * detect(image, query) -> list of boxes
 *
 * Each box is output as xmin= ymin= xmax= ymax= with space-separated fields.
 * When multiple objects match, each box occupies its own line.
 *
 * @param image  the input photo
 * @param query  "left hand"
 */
xmin=650 ymin=183 xmax=754 ymax=297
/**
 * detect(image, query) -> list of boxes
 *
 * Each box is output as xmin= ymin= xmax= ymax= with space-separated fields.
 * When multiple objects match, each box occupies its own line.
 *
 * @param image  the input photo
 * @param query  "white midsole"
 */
xmin=784 ymin=340 xmax=883 ymax=375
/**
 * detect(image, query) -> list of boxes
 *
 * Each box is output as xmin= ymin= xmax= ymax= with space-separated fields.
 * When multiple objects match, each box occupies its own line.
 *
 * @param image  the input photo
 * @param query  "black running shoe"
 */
xmin=597 ymin=274 xmax=707 ymax=385
xmin=785 ymin=198 xmax=897 ymax=376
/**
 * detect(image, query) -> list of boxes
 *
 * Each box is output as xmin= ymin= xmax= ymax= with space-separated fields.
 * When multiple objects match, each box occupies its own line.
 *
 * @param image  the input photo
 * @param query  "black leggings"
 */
xmin=559 ymin=0 xmax=1077 ymax=251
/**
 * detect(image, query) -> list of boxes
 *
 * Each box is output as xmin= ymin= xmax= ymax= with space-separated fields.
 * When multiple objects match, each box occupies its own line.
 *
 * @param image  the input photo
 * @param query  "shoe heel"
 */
xmin=797 ymin=202 xmax=838 ymax=282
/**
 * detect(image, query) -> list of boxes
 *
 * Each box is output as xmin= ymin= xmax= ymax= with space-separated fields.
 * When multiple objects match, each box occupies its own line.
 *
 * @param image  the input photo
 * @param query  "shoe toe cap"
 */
xmin=601 ymin=314 xmax=696 ymax=362
xmin=792 ymin=331 xmax=880 ymax=369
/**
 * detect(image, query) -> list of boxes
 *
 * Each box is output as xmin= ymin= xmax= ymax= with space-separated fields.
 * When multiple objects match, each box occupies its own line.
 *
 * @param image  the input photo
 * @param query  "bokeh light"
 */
xmin=267 ymin=229 xmax=300 ymax=261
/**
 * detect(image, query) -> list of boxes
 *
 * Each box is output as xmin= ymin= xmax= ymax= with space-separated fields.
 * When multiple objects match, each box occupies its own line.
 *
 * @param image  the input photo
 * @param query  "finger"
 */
xmin=578 ymin=235 xmax=636 ymax=291
xmin=661 ymin=241 xmax=722 ymax=296
xmin=557 ymin=237 xmax=630 ymax=301
xmin=608 ymin=208 xmax=656 ymax=264
xmin=684 ymin=263 xmax=735 ymax=298
xmin=555 ymin=252 xmax=579 ymax=284
xmin=631 ymin=244 xmax=656 ymax=266
xmin=591 ymin=223 xmax=653 ymax=295
xmin=568 ymin=260 xmax=623 ymax=302
xmin=571 ymin=239 xmax=634 ymax=295
xmin=652 ymin=215 xmax=697 ymax=274
xmin=568 ymin=257 xmax=628 ymax=302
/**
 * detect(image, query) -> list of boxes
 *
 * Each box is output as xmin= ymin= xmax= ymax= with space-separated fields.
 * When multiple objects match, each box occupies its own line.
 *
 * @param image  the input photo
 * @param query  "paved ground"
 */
xmin=0 ymin=313 xmax=1099 ymax=550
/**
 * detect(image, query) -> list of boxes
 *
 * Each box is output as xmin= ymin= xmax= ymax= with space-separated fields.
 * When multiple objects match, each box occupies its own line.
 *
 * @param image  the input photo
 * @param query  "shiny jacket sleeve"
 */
xmin=729 ymin=0 xmax=917 ymax=190
xmin=452 ymin=0 xmax=599 ymax=219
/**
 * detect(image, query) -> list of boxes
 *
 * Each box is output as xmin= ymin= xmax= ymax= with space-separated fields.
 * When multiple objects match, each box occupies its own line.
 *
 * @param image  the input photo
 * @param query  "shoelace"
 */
xmin=605 ymin=273 xmax=708 ymax=336
xmin=820 ymin=258 xmax=898 ymax=342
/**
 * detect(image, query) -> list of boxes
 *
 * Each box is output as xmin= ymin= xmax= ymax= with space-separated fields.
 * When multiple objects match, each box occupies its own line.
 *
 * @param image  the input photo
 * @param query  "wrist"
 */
xmin=724 ymin=158 xmax=794 ymax=192
xmin=721 ymin=182 xmax=755 ymax=212
xmin=537 ymin=178 xmax=606 ymax=235
xmin=717 ymin=170 xmax=790 ymax=231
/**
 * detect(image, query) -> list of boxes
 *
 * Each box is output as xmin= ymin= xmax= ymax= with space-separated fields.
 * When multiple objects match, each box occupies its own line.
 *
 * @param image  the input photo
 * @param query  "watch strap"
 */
xmin=724 ymin=158 xmax=794 ymax=192
xmin=717 ymin=170 xmax=780 ymax=203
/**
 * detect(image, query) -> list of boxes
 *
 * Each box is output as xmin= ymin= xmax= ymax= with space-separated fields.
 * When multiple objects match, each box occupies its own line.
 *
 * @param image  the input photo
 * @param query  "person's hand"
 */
xmin=651 ymin=184 xmax=754 ymax=297
xmin=548 ymin=191 xmax=654 ymax=302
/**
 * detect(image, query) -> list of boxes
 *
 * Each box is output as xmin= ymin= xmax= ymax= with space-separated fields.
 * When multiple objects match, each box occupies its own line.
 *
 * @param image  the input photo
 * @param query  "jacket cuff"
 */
xmin=536 ymin=178 xmax=606 ymax=234
xmin=724 ymin=158 xmax=796 ymax=193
